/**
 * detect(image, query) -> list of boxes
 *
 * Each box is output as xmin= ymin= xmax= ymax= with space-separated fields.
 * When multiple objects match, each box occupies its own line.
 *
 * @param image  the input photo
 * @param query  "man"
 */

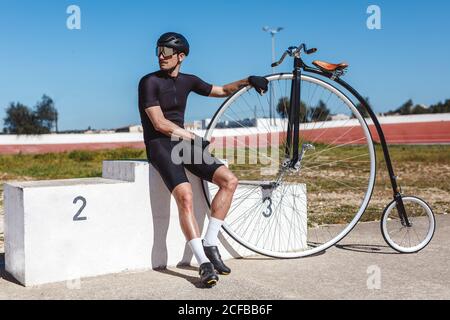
xmin=138 ymin=32 xmax=268 ymax=288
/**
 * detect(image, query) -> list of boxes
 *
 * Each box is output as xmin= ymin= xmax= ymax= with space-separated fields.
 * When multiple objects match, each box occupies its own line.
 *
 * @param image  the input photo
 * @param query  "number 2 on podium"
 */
xmin=73 ymin=196 xmax=87 ymax=221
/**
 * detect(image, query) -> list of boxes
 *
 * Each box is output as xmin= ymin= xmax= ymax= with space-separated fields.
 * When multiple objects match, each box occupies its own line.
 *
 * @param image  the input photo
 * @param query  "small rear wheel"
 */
xmin=381 ymin=196 xmax=436 ymax=253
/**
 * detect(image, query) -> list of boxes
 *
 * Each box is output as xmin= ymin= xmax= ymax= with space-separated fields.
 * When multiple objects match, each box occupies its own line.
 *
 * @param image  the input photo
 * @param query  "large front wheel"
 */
xmin=203 ymin=73 xmax=376 ymax=258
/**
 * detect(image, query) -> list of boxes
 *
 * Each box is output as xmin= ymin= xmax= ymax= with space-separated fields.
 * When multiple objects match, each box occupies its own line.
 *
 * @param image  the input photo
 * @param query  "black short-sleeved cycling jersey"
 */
xmin=138 ymin=70 xmax=224 ymax=192
xmin=138 ymin=70 xmax=213 ymax=141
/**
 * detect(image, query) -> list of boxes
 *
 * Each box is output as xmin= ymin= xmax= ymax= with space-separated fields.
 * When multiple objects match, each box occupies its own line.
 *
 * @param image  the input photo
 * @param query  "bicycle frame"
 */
xmin=285 ymin=53 xmax=412 ymax=227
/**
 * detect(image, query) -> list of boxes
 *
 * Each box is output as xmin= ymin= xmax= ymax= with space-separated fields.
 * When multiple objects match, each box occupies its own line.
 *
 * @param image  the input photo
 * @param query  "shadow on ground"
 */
xmin=335 ymin=243 xmax=397 ymax=255
xmin=0 ymin=252 xmax=22 ymax=285
xmin=238 ymin=248 xmax=327 ymax=260
xmin=153 ymin=264 xmax=207 ymax=289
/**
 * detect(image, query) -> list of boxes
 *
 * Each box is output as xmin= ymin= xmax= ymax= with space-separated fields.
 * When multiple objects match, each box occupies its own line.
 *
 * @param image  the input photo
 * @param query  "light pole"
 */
xmin=54 ymin=110 xmax=58 ymax=133
xmin=263 ymin=26 xmax=283 ymax=126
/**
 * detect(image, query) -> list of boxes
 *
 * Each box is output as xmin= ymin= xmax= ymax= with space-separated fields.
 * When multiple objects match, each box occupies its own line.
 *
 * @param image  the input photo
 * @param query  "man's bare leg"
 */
xmin=210 ymin=166 xmax=239 ymax=221
xmin=201 ymin=166 xmax=238 ymax=275
xmin=172 ymin=182 xmax=200 ymax=241
xmin=172 ymin=182 xmax=218 ymax=286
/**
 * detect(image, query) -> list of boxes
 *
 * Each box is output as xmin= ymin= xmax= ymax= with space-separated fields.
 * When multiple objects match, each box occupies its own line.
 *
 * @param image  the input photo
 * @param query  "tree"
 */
xmin=430 ymin=99 xmax=450 ymax=114
xmin=387 ymin=99 xmax=413 ymax=115
xmin=299 ymin=101 xmax=308 ymax=123
xmin=276 ymin=97 xmax=290 ymax=118
xmin=3 ymin=95 xmax=58 ymax=134
xmin=411 ymin=104 xmax=429 ymax=114
xmin=397 ymin=99 xmax=414 ymax=115
xmin=356 ymin=97 xmax=370 ymax=118
xmin=276 ymin=96 xmax=308 ymax=123
xmin=351 ymin=97 xmax=370 ymax=118
xmin=35 ymin=95 xmax=58 ymax=132
xmin=309 ymin=100 xmax=330 ymax=121
xmin=385 ymin=99 xmax=450 ymax=115
xmin=3 ymin=102 xmax=39 ymax=134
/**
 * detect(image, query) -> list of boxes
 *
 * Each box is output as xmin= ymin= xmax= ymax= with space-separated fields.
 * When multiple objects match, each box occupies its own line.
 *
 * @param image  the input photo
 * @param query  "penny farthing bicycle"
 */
xmin=202 ymin=44 xmax=436 ymax=258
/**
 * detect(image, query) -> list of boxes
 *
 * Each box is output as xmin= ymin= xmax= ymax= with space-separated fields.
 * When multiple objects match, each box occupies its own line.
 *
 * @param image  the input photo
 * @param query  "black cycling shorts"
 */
xmin=146 ymin=138 xmax=225 ymax=192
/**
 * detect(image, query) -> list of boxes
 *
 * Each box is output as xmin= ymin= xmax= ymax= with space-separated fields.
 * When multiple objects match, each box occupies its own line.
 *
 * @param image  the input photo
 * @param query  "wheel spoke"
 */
xmin=203 ymin=74 xmax=376 ymax=258
xmin=382 ymin=197 xmax=435 ymax=252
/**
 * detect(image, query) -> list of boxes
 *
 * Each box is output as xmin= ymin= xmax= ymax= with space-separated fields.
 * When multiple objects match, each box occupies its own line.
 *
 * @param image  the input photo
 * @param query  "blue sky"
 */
xmin=1 ymin=0 xmax=449 ymax=131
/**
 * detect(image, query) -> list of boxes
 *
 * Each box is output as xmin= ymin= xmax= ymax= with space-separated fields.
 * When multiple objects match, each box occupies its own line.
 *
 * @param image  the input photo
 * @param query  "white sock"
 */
xmin=203 ymin=217 xmax=224 ymax=247
xmin=188 ymin=238 xmax=210 ymax=266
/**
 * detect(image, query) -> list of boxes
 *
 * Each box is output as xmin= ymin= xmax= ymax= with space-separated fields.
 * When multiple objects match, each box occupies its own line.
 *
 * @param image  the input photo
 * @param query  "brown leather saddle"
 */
xmin=312 ymin=60 xmax=349 ymax=72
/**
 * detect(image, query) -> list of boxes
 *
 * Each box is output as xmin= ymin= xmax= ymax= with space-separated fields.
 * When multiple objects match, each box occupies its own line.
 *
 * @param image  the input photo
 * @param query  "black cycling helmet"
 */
xmin=157 ymin=32 xmax=190 ymax=56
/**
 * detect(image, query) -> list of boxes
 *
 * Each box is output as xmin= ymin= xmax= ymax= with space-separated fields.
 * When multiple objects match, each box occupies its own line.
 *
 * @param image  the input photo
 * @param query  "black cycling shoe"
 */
xmin=203 ymin=240 xmax=231 ymax=275
xmin=199 ymin=262 xmax=219 ymax=288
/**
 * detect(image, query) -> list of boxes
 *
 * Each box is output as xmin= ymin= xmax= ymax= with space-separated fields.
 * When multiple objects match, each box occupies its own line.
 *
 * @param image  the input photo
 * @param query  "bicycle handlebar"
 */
xmin=305 ymin=47 xmax=317 ymax=55
xmin=271 ymin=43 xmax=317 ymax=68
xmin=271 ymin=51 xmax=289 ymax=68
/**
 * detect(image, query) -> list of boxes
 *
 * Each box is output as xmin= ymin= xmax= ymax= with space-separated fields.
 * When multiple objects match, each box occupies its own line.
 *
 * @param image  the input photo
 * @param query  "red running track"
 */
xmin=0 ymin=142 xmax=146 ymax=155
xmin=0 ymin=121 xmax=449 ymax=155
xmin=211 ymin=121 xmax=450 ymax=148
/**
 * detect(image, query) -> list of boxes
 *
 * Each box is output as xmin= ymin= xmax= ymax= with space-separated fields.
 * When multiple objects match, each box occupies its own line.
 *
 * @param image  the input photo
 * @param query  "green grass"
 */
xmin=0 ymin=148 xmax=146 ymax=180
xmin=378 ymin=144 xmax=450 ymax=163
xmin=217 ymin=144 xmax=450 ymax=189
xmin=216 ymin=144 xmax=450 ymax=224
xmin=1 ymin=144 xmax=449 ymax=225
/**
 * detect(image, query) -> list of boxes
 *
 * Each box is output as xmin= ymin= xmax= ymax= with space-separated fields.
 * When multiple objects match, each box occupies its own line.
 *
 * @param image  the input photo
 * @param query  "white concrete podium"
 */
xmin=3 ymin=160 xmax=306 ymax=286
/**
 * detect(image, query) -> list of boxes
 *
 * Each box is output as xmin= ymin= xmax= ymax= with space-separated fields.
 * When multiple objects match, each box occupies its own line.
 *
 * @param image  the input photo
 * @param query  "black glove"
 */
xmin=248 ymin=76 xmax=269 ymax=95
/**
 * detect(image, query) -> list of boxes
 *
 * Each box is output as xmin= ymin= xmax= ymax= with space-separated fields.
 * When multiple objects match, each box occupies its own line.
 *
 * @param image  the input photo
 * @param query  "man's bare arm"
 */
xmin=209 ymin=78 xmax=250 ymax=98
xmin=145 ymin=106 xmax=194 ymax=140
